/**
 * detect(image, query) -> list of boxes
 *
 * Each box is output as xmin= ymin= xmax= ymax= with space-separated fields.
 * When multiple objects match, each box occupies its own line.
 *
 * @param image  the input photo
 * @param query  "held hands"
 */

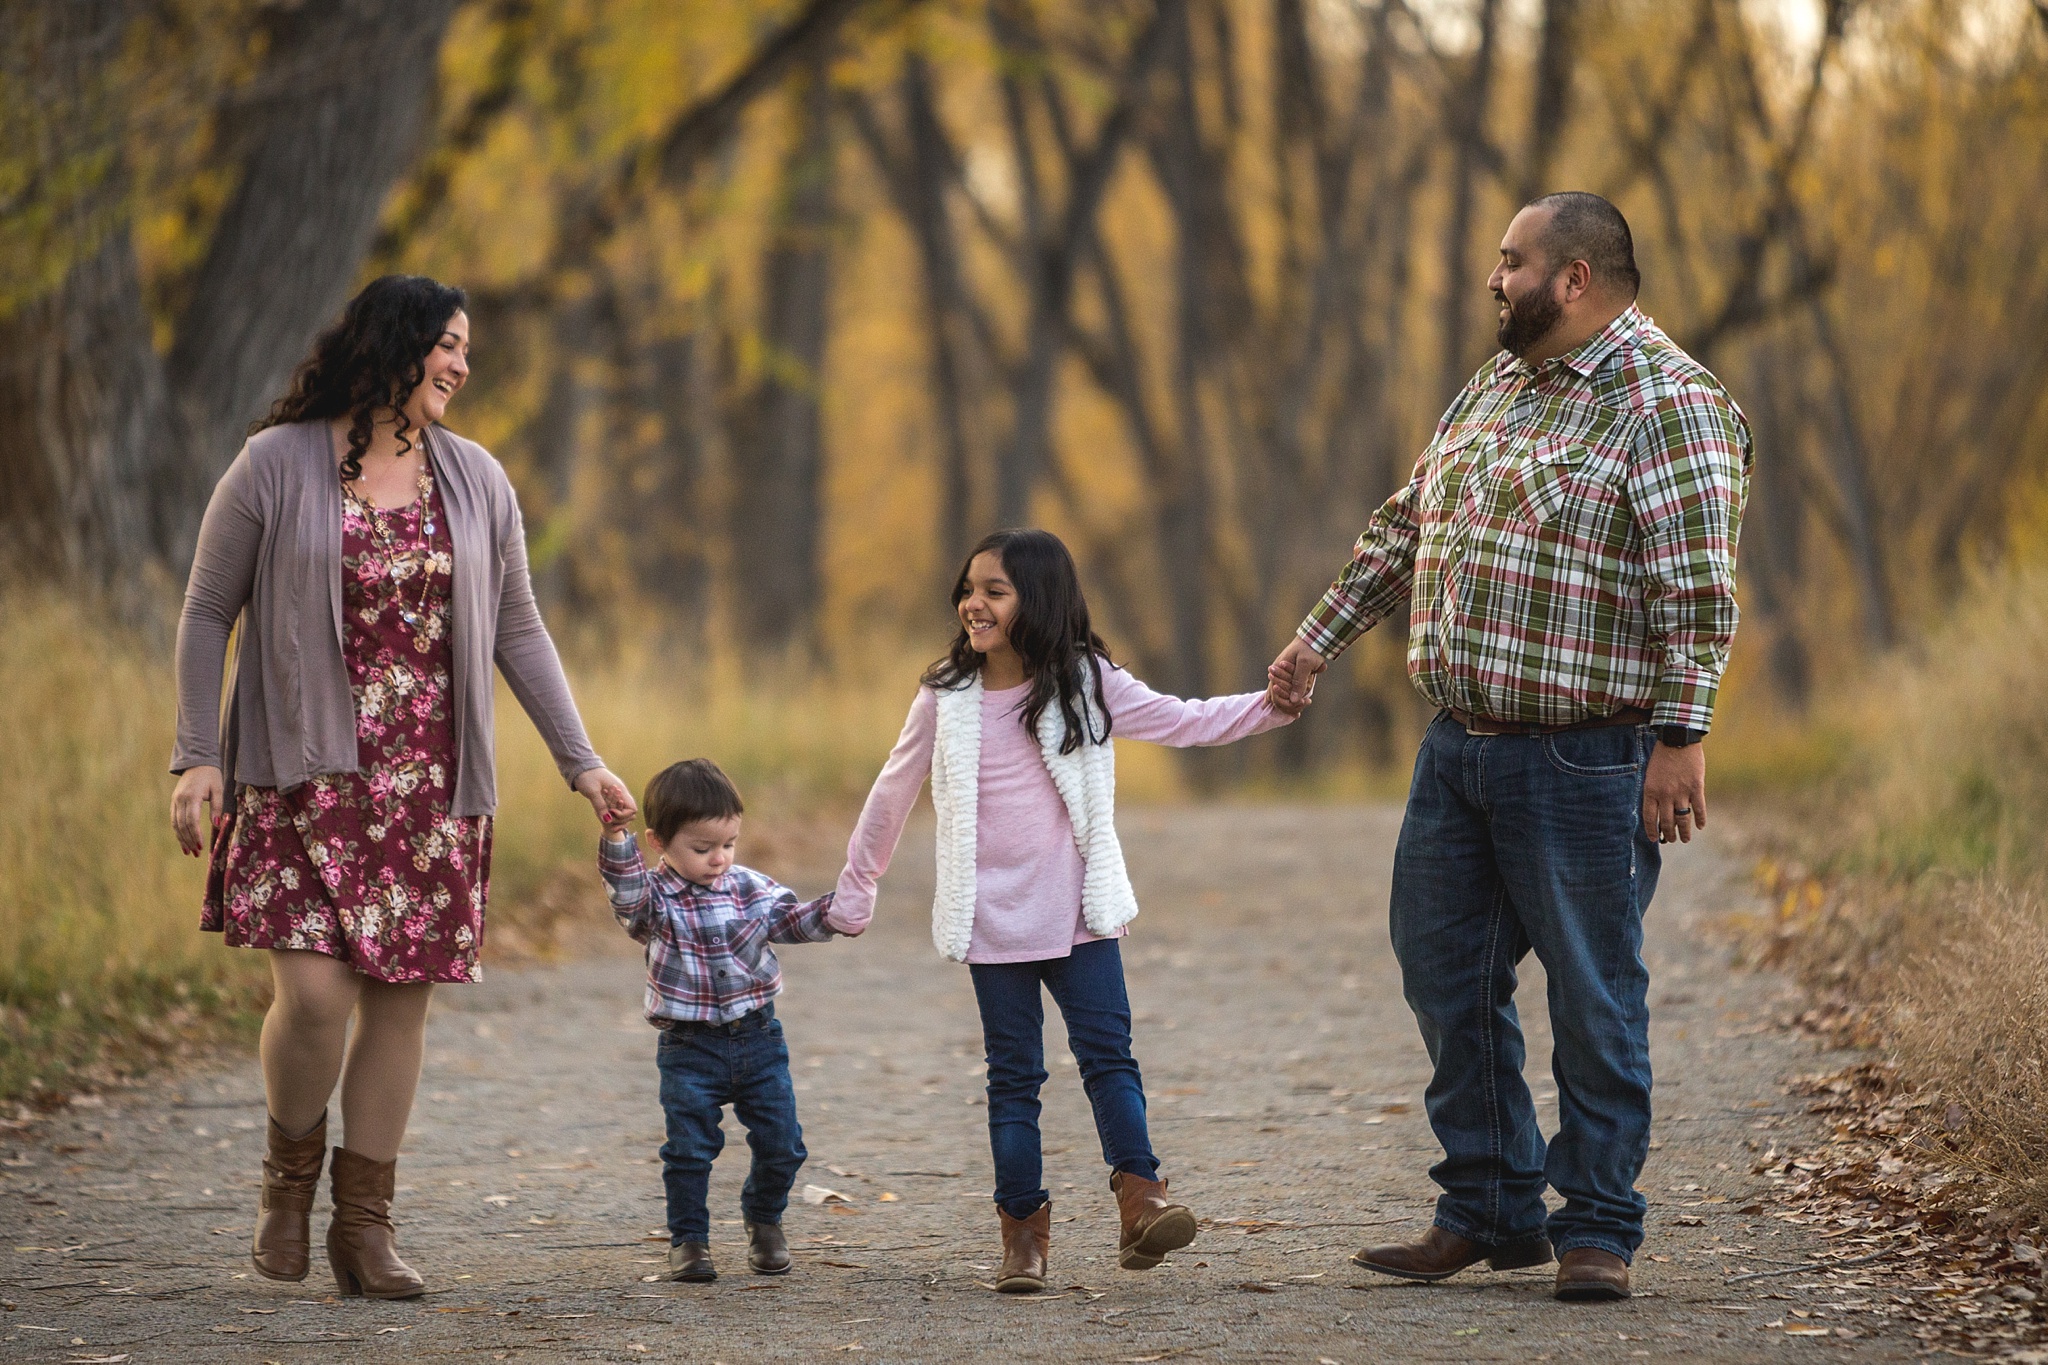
xmin=171 ymin=765 xmax=224 ymax=856
xmin=575 ymin=767 xmax=639 ymax=833
xmin=1642 ymin=740 xmax=1707 ymax=844
xmin=1265 ymin=638 xmax=1328 ymax=716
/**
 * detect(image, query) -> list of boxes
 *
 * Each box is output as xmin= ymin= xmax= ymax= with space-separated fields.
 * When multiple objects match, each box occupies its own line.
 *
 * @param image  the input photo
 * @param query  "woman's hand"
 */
xmin=574 ymin=767 xmax=638 ymax=831
xmin=172 ymin=765 xmax=224 ymax=856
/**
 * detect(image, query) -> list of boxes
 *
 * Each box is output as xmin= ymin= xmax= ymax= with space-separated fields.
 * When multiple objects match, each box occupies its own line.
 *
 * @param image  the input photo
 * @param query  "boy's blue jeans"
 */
xmin=653 ymin=1004 xmax=805 ymax=1244
xmin=1391 ymin=713 xmax=1661 ymax=1263
xmin=970 ymin=938 xmax=1160 ymax=1222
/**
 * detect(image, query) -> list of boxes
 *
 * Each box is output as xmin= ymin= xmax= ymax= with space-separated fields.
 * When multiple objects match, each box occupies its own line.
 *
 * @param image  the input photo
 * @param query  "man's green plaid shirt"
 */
xmin=1298 ymin=305 xmax=1752 ymax=732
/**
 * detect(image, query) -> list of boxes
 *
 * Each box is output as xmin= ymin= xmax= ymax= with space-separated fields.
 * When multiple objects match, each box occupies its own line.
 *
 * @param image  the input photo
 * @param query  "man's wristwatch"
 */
xmin=1656 ymin=724 xmax=1706 ymax=749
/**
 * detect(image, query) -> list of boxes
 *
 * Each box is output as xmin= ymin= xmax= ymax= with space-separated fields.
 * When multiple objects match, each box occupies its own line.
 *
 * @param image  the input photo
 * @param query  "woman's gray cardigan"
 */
xmin=172 ymin=420 xmax=602 ymax=817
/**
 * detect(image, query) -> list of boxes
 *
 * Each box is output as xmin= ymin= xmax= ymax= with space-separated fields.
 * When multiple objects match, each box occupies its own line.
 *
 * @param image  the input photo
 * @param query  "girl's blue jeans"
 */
xmin=969 ymin=938 xmax=1160 ymax=1221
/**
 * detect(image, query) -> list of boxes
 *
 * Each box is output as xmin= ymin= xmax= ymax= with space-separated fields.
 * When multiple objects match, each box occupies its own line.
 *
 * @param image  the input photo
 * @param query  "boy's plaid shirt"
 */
xmin=598 ymin=837 xmax=837 ymax=1025
xmin=1299 ymin=306 xmax=1752 ymax=732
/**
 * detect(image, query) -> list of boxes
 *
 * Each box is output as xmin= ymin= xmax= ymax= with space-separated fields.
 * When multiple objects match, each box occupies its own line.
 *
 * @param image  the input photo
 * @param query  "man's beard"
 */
xmin=1496 ymin=272 xmax=1565 ymax=356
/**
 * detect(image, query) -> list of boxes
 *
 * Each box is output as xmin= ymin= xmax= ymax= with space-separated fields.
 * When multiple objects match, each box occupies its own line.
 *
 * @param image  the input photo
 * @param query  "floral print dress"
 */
xmin=202 ymin=473 xmax=493 ymax=983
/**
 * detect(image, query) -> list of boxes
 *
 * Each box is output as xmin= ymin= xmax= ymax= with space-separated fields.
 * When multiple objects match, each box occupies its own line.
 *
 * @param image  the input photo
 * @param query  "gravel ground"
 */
xmin=2 ymin=803 xmax=1914 ymax=1361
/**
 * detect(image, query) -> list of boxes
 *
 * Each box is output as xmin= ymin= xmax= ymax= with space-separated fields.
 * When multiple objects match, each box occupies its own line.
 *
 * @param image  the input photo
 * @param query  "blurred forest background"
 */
xmin=6 ymin=0 xmax=2048 ymax=1211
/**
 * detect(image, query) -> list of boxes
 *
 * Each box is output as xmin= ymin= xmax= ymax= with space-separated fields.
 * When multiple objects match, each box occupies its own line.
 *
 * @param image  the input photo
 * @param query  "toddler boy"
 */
xmin=599 ymin=758 xmax=859 ymax=1282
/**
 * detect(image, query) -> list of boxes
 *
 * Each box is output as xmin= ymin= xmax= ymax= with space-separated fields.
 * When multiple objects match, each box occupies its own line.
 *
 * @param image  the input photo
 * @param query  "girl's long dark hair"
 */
xmin=922 ymin=528 xmax=1113 ymax=754
xmin=253 ymin=274 xmax=466 ymax=484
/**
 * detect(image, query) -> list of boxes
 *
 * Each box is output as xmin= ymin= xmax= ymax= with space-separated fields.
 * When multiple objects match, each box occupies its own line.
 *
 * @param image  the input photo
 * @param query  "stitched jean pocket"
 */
xmin=1542 ymin=728 xmax=1645 ymax=778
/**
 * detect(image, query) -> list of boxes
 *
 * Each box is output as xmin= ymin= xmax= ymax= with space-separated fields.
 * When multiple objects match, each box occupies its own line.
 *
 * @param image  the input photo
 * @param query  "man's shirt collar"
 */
xmin=1493 ymin=303 xmax=1643 ymax=385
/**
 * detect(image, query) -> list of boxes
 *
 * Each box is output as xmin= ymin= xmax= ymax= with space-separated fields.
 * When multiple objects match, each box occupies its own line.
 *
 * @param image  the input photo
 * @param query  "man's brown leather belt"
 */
xmin=1447 ymin=706 xmax=1651 ymax=737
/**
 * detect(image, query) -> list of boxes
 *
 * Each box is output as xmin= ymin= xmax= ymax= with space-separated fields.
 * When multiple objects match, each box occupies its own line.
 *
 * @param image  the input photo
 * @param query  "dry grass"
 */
xmin=1737 ymin=562 xmax=2048 ymax=1224
xmin=0 ymin=586 xmax=261 ymax=1103
xmin=1887 ymin=885 xmax=2048 ymax=1218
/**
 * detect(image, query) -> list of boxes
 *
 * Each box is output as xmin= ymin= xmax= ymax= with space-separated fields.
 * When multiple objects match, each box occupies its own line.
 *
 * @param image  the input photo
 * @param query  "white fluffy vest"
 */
xmin=927 ymin=672 xmax=1140 ymax=962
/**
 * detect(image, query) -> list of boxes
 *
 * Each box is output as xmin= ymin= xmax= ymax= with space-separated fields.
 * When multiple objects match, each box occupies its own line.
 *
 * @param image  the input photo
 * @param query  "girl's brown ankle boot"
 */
xmin=252 ymin=1112 xmax=327 ymax=1281
xmin=325 ymin=1147 xmax=425 ymax=1299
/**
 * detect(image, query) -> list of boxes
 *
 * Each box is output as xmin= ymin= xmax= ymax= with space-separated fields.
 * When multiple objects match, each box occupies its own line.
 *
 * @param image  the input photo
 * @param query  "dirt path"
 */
xmin=3 ymin=804 xmax=1914 ymax=1362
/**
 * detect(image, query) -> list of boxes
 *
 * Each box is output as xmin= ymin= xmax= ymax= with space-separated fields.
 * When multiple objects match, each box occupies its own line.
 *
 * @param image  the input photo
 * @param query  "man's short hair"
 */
xmin=1526 ymin=191 xmax=1640 ymax=298
xmin=642 ymin=758 xmax=744 ymax=843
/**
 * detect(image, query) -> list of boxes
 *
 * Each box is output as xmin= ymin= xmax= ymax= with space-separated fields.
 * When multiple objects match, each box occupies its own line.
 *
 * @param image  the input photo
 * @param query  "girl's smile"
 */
xmin=958 ymin=550 xmax=1026 ymax=689
xmin=958 ymin=552 xmax=1019 ymax=654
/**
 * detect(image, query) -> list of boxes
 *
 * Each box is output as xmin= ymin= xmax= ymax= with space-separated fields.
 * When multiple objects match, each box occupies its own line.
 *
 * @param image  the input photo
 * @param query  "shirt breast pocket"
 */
xmin=1505 ymin=437 xmax=1583 ymax=527
xmin=1420 ymin=430 xmax=1485 ymax=515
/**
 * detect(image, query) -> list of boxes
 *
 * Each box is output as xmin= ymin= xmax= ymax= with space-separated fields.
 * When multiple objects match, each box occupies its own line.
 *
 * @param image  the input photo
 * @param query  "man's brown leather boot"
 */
xmin=251 ymin=1112 xmax=326 ymax=1281
xmin=1351 ymin=1225 xmax=1554 ymax=1282
xmin=325 ymin=1147 xmax=425 ymax=1299
xmin=1110 ymin=1172 xmax=1196 ymax=1270
xmin=1554 ymin=1247 xmax=1631 ymax=1301
xmin=996 ymin=1204 xmax=1050 ymax=1293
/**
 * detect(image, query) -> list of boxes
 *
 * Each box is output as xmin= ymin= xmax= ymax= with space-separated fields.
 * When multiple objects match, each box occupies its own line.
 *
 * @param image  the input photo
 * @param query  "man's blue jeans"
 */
xmin=969 ymin=939 xmax=1160 ymax=1221
xmin=1390 ymin=713 xmax=1661 ymax=1262
xmin=654 ymin=1005 xmax=806 ymax=1244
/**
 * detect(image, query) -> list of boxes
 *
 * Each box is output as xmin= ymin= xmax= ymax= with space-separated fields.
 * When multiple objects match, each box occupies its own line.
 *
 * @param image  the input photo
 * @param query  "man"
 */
xmin=1269 ymin=192 xmax=1751 ymax=1301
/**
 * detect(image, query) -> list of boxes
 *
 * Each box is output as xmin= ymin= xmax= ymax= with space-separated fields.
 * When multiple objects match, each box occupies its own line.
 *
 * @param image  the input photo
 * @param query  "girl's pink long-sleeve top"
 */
xmin=829 ymin=666 xmax=1291 ymax=963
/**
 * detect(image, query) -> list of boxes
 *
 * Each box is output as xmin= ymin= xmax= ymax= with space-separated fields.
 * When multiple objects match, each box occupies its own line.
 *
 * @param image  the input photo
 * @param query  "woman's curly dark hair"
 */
xmin=922 ymin=528 xmax=1113 ymax=754
xmin=253 ymin=274 xmax=466 ymax=484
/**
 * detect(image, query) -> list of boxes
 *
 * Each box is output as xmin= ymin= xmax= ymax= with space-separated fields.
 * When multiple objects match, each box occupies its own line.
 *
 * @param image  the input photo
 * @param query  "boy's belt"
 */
xmin=658 ymin=1002 xmax=775 ymax=1036
xmin=1446 ymin=705 xmax=1651 ymax=737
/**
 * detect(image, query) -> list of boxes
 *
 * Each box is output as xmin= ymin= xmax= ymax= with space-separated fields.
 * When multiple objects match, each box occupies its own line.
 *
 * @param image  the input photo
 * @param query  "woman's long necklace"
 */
xmin=346 ymin=465 xmax=439 ymax=636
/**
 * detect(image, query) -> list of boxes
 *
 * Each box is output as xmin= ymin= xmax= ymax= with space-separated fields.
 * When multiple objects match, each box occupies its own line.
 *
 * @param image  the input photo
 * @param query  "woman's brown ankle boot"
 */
xmin=252 ymin=1112 xmax=327 ymax=1281
xmin=325 ymin=1147 xmax=425 ymax=1299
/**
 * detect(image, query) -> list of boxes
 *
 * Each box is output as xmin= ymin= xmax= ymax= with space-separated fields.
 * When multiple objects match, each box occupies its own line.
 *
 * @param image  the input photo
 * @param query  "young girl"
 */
xmin=830 ymin=528 xmax=1297 ymax=1293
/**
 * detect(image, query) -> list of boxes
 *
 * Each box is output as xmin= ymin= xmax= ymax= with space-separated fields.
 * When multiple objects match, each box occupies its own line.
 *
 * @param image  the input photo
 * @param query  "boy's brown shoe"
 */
xmin=1554 ymin=1248 xmax=1631 ymax=1301
xmin=663 ymin=1242 xmax=717 ymax=1282
xmin=1351 ymin=1225 xmax=1554 ymax=1282
xmin=745 ymin=1220 xmax=791 ymax=1275
xmin=996 ymin=1205 xmax=1050 ymax=1293
xmin=1110 ymin=1172 xmax=1196 ymax=1270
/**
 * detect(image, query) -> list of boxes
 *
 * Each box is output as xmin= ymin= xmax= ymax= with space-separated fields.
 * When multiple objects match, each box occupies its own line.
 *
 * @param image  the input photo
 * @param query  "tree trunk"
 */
xmin=1515 ymin=0 xmax=1578 ymax=202
xmin=731 ymin=56 xmax=836 ymax=652
xmin=1738 ymin=343 xmax=1812 ymax=708
xmin=1436 ymin=0 xmax=1501 ymax=406
xmin=0 ymin=0 xmax=158 ymax=582
xmin=155 ymin=0 xmax=464 ymax=568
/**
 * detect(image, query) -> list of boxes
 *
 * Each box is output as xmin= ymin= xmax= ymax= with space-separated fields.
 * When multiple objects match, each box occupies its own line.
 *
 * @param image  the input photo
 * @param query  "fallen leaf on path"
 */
xmin=1237 ymin=1282 xmax=1282 ymax=1293
xmin=375 ymin=1327 xmax=409 ymax=1335
xmin=878 ymin=1192 xmax=899 ymax=1202
xmin=1783 ymin=1326 xmax=1831 ymax=1337
xmin=803 ymin=1184 xmax=851 ymax=1204
xmin=209 ymin=1325 xmax=259 ymax=1333
xmin=826 ymin=1165 xmax=864 ymax=1179
xmin=834 ymin=1343 xmax=863 ymax=1352
xmin=817 ymin=1261 xmax=867 ymax=1269
xmin=68 ymin=1356 xmax=128 ymax=1363
xmin=481 ymin=1194 xmax=514 ymax=1206
xmin=1672 ymin=1215 xmax=1705 ymax=1227
xmin=240 ymin=1308 xmax=277 ymax=1314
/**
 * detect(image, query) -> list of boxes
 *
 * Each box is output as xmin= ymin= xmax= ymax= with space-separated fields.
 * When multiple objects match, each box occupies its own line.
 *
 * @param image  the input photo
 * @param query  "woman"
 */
xmin=169 ymin=275 xmax=635 ymax=1300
